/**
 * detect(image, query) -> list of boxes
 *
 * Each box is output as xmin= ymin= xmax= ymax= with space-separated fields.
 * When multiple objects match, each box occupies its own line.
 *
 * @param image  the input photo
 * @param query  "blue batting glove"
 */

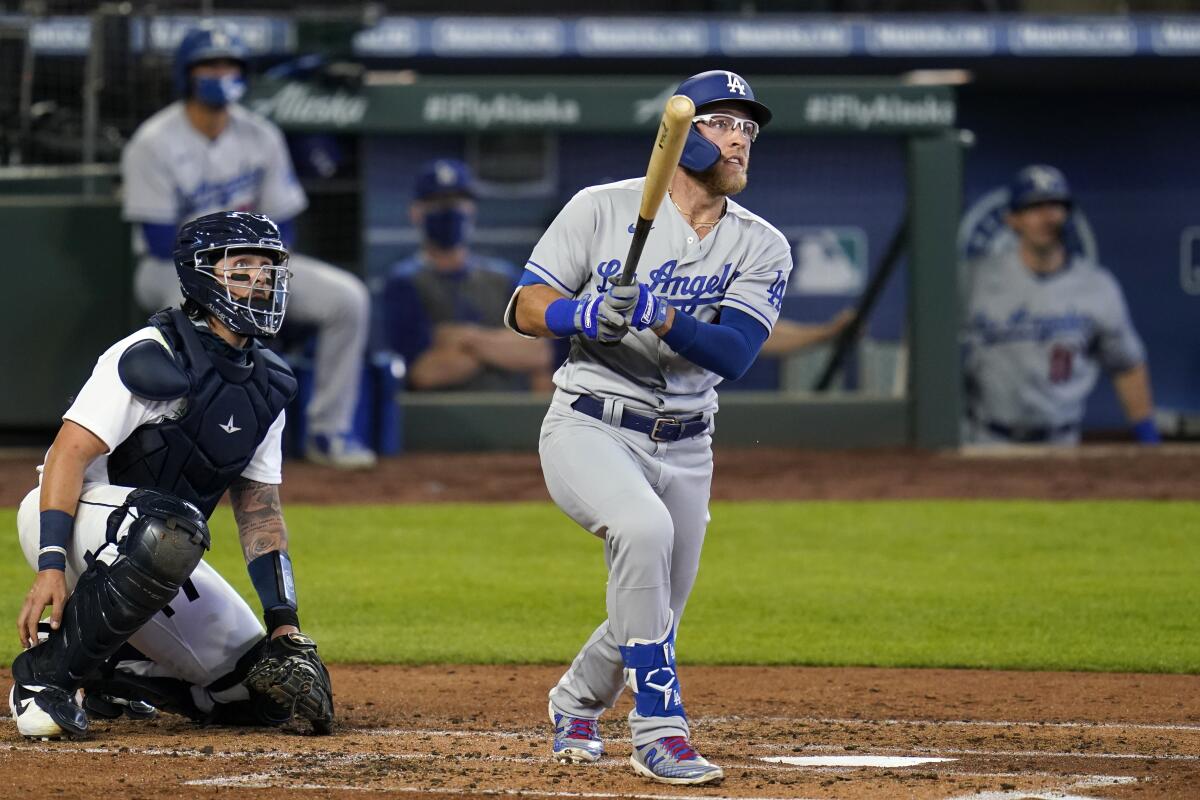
xmin=606 ymin=283 xmax=668 ymax=332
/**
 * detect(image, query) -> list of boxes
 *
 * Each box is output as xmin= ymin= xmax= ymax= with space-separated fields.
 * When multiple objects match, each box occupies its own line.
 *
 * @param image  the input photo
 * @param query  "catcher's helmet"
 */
xmin=1008 ymin=164 xmax=1072 ymax=212
xmin=173 ymin=22 xmax=249 ymax=98
xmin=674 ymin=70 xmax=772 ymax=172
xmin=175 ymin=212 xmax=290 ymax=338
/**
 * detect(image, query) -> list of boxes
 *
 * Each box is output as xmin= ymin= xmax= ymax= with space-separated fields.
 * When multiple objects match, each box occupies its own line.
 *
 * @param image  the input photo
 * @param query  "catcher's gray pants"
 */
xmin=539 ymin=391 xmax=713 ymax=746
xmin=135 ymin=252 xmax=370 ymax=437
xmin=17 ymin=483 xmax=263 ymax=707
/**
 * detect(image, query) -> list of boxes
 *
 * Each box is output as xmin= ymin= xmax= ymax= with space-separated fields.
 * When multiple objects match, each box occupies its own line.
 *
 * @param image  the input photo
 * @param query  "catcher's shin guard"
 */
xmin=619 ymin=612 xmax=686 ymax=721
xmin=21 ymin=489 xmax=209 ymax=694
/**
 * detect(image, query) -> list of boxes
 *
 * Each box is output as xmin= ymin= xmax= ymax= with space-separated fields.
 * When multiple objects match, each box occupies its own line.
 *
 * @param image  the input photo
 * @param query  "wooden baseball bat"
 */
xmin=614 ymin=94 xmax=695 ymax=287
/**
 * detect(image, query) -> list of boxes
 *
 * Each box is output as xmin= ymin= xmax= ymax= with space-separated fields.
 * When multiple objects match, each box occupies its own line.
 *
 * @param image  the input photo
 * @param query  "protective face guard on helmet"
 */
xmin=192 ymin=244 xmax=291 ymax=337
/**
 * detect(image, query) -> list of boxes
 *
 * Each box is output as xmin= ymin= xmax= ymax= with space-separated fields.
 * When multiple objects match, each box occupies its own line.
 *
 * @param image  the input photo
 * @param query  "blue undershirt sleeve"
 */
xmin=141 ymin=223 xmax=176 ymax=260
xmin=518 ymin=269 xmax=550 ymax=287
xmin=661 ymin=307 xmax=770 ymax=381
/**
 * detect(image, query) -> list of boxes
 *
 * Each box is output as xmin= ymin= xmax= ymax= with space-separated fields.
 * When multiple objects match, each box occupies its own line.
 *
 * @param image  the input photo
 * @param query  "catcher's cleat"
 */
xmin=9 ymin=682 xmax=88 ymax=740
xmin=245 ymin=632 xmax=334 ymax=734
xmin=82 ymin=690 xmax=157 ymax=721
xmin=630 ymin=737 xmax=724 ymax=785
xmin=550 ymin=701 xmax=604 ymax=764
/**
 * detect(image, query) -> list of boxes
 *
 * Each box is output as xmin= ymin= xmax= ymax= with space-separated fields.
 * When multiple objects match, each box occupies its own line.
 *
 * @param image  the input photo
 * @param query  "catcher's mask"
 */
xmin=174 ymin=211 xmax=291 ymax=338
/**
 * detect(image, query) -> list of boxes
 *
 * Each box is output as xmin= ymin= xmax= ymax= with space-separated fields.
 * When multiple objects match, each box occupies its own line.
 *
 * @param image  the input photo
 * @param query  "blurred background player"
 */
xmin=9 ymin=212 xmax=332 ymax=740
xmin=382 ymin=158 xmax=553 ymax=392
xmin=962 ymin=164 xmax=1158 ymax=446
xmin=120 ymin=21 xmax=375 ymax=469
xmin=507 ymin=70 xmax=785 ymax=785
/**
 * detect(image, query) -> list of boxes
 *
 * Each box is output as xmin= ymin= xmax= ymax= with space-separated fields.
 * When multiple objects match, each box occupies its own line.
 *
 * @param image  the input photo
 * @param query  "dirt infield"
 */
xmin=2 ymin=445 xmax=1198 ymax=798
xmin=2 ymin=444 xmax=1198 ymax=507
xmin=2 ymin=664 xmax=1198 ymax=799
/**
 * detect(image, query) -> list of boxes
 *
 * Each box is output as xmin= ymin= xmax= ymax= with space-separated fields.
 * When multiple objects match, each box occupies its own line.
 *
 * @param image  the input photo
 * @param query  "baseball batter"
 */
xmin=9 ymin=212 xmax=333 ymax=740
xmin=963 ymin=165 xmax=1158 ymax=446
xmin=505 ymin=71 xmax=787 ymax=785
xmin=121 ymin=22 xmax=374 ymax=469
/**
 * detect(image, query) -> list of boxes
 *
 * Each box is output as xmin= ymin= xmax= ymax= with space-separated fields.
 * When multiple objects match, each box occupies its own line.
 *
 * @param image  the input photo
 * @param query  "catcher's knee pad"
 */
xmin=619 ymin=611 xmax=686 ymax=720
xmin=27 ymin=489 xmax=209 ymax=689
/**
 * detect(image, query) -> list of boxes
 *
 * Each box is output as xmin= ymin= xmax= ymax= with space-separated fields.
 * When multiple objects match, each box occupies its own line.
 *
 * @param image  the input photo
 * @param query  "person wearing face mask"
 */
xmin=120 ymin=22 xmax=376 ymax=469
xmin=381 ymin=159 xmax=553 ymax=391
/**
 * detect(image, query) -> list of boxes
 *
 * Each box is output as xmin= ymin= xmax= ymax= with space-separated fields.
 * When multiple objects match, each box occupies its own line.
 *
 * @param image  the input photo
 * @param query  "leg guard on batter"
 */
xmin=619 ymin=611 xmax=686 ymax=720
xmin=19 ymin=489 xmax=209 ymax=695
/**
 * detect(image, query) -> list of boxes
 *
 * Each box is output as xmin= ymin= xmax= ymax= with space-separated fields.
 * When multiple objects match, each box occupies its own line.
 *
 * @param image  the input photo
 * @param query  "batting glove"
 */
xmin=606 ymin=283 xmax=669 ymax=332
xmin=575 ymin=295 xmax=628 ymax=344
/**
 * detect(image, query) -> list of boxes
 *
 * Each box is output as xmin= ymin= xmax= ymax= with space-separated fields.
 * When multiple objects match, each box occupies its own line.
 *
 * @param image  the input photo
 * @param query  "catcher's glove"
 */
xmin=245 ymin=632 xmax=334 ymax=734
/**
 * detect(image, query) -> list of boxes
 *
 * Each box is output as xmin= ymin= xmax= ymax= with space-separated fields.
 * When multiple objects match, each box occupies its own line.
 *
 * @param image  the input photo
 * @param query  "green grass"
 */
xmin=1 ymin=501 xmax=1197 ymax=672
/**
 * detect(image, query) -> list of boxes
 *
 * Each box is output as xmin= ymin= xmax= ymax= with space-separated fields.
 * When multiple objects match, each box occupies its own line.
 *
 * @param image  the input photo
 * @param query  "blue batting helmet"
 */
xmin=173 ymin=22 xmax=249 ymax=98
xmin=674 ymin=70 xmax=772 ymax=172
xmin=175 ymin=212 xmax=290 ymax=338
xmin=1008 ymin=164 xmax=1073 ymax=212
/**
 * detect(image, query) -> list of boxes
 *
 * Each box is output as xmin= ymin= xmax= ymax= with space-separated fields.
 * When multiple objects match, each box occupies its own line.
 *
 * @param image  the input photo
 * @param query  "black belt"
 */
xmin=984 ymin=419 xmax=1078 ymax=443
xmin=571 ymin=396 xmax=708 ymax=443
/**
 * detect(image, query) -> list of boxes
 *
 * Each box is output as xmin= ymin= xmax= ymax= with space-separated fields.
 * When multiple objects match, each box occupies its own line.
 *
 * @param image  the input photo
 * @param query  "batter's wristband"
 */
xmin=38 ymin=510 xmax=73 ymax=572
xmin=1132 ymin=417 xmax=1161 ymax=444
xmin=544 ymin=298 xmax=581 ymax=338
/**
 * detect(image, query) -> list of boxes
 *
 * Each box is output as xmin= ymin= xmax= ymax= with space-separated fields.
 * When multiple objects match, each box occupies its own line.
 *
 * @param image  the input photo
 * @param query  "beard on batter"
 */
xmin=685 ymin=162 xmax=748 ymax=197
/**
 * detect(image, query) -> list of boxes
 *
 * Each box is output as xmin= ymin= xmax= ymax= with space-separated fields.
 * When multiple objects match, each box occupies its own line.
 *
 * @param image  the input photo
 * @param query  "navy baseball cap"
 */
xmin=415 ymin=159 xmax=477 ymax=201
xmin=1008 ymin=164 xmax=1072 ymax=211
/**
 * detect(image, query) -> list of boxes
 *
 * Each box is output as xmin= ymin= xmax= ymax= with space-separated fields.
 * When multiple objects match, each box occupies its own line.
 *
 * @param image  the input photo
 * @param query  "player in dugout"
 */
xmin=962 ymin=164 xmax=1159 ymax=446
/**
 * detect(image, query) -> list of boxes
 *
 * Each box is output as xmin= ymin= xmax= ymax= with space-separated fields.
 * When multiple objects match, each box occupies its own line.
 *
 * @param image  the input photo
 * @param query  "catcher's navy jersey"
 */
xmin=508 ymin=178 xmax=791 ymax=416
xmin=963 ymin=249 xmax=1145 ymax=429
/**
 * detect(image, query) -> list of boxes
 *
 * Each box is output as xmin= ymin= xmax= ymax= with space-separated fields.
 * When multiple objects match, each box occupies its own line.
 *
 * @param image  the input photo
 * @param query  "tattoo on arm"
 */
xmin=229 ymin=477 xmax=289 ymax=563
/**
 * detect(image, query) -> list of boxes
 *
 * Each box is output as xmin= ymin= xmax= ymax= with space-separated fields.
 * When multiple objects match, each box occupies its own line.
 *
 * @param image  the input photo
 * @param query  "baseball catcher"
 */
xmin=9 ymin=211 xmax=333 ymax=739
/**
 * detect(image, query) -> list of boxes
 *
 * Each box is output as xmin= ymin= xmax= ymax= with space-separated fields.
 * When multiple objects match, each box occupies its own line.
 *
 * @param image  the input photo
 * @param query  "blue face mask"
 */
xmin=423 ymin=207 xmax=473 ymax=249
xmin=194 ymin=75 xmax=246 ymax=108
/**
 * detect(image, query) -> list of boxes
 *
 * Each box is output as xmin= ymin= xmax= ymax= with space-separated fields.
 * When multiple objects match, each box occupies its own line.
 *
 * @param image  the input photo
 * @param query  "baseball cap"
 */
xmin=1008 ymin=164 xmax=1072 ymax=211
xmin=415 ymin=159 xmax=477 ymax=201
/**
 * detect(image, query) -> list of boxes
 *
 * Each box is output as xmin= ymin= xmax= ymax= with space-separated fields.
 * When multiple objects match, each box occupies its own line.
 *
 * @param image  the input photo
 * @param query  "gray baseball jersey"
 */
xmin=122 ymin=101 xmax=307 ymax=226
xmin=963 ymin=249 xmax=1145 ymax=432
xmin=509 ymin=178 xmax=791 ymax=416
xmin=519 ymin=177 xmax=790 ymax=747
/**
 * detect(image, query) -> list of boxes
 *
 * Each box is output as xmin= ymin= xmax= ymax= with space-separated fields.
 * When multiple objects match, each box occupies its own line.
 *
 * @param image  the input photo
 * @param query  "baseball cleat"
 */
xmin=550 ymin=702 xmax=604 ymax=764
xmin=82 ymin=690 xmax=157 ymax=721
xmin=305 ymin=433 xmax=377 ymax=470
xmin=630 ymin=736 xmax=724 ymax=785
xmin=9 ymin=682 xmax=88 ymax=740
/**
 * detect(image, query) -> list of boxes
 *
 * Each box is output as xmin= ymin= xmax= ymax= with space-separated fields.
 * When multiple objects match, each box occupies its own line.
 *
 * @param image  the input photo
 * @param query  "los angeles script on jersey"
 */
xmin=968 ymin=307 xmax=1093 ymax=346
xmin=594 ymin=258 xmax=741 ymax=312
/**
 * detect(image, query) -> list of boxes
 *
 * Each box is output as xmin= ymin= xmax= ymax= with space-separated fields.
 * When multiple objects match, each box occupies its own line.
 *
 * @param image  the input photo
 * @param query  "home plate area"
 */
xmin=2 ymin=664 xmax=1198 ymax=799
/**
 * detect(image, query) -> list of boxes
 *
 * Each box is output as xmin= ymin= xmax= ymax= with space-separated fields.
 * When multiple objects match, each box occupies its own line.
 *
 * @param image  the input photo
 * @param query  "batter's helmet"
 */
xmin=173 ymin=22 xmax=249 ymax=98
xmin=175 ymin=212 xmax=290 ymax=338
xmin=674 ymin=70 xmax=773 ymax=172
xmin=1008 ymin=164 xmax=1073 ymax=212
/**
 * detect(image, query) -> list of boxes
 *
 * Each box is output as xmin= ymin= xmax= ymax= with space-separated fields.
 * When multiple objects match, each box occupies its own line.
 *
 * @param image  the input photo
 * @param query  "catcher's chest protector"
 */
xmin=108 ymin=309 xmax=297 ymax=517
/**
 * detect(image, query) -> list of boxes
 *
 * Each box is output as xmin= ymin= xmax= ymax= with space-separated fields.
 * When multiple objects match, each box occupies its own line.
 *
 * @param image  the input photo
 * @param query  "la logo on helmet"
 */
xmin=725 ymin=72 xmax=747 ymax=96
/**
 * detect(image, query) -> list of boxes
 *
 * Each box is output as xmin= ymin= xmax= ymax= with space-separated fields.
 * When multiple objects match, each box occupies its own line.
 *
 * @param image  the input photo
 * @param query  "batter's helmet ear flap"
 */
xmin=673 ymin=69 xmax=772 ymax=173
xmin=680 ymin=128 xmax=722 ymax=172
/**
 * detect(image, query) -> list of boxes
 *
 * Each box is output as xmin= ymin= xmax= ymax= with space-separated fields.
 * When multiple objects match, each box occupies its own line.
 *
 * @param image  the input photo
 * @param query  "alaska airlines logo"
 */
xmin=968 ymin=307 xmax=1093 ymax=346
